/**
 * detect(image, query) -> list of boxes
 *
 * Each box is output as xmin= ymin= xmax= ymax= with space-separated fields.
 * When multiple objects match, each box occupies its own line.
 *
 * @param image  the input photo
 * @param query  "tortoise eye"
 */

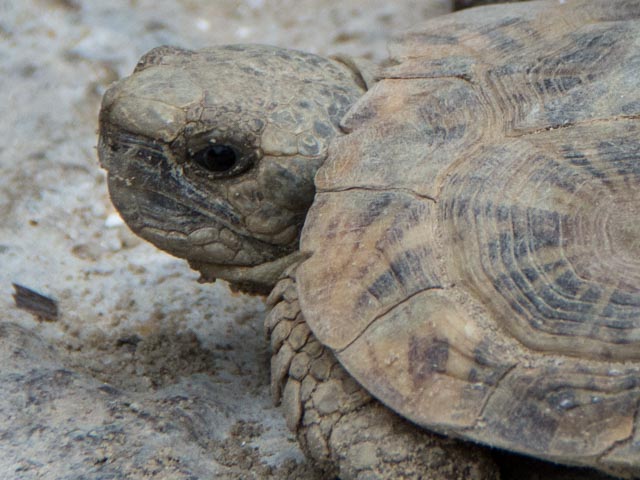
xmin=193 ymin=144 xmax=238 ymax=172
xmin=189 ymin=142 xmax=255 ymax=178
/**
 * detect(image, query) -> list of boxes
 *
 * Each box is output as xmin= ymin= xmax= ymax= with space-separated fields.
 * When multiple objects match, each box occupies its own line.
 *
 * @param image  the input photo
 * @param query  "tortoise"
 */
xmin=97 ymin=0 xmax=640 ymax=478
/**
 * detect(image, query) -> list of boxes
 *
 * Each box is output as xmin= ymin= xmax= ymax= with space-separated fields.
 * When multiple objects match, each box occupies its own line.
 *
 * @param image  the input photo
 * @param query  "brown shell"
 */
xmin=296 ymin=0 xmax=640 ymax=476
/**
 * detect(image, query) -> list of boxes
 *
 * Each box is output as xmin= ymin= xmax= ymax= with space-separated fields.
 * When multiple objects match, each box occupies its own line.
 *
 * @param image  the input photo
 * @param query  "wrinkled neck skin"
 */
xmin=98 ymin=45 xmax=370 ymax=295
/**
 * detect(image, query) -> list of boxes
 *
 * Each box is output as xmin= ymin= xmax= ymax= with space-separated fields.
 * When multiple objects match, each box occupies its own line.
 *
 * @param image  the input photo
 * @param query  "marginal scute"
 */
xmin=297 ymin=0 xmax=640 ymax=475
xmin=338 ymin=289 xmax=514 ymax=430
xmin=480 ymin=364 xmax=640 ymax=458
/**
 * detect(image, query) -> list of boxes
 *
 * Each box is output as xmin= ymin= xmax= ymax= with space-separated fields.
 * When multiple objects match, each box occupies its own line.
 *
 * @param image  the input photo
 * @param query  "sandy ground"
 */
xmin=0 ymin=1 xmax=449 ymax=478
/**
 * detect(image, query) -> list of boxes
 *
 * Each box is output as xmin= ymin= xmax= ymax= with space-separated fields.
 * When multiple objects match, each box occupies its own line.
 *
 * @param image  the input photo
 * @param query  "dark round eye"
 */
xmin=193 ymin=144 xmax=238 ymax=172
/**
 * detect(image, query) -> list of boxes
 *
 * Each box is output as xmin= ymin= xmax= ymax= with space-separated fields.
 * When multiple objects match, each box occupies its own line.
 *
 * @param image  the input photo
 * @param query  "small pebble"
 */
xmin=105 ymin=213 xmax=125 ymax=228
xmin=195 ymin=18 xmax=210 ymax=31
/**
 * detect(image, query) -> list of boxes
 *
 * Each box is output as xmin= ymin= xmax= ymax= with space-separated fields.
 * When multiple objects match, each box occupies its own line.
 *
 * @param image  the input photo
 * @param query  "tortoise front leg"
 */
xmin=266 ymin=268 xmax=499 ymax=480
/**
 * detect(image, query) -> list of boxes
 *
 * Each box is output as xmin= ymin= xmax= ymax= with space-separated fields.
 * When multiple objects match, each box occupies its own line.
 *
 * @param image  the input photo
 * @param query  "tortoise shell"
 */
xmin=296 ymin=0 xmax=640 ymax=475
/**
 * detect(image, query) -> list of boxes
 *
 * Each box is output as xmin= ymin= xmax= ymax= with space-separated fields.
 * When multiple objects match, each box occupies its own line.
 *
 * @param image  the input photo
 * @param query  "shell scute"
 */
xmin=297 ymin=0 xmax=640 ymax=474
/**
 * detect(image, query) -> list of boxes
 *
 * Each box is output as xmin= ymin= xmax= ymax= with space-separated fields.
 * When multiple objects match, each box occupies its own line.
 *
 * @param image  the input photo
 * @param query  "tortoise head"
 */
xmin=98 ymin=45 xmax=366 ymax=294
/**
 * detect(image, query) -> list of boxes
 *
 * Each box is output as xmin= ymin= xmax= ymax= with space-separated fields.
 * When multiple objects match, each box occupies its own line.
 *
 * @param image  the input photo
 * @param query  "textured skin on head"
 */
xmin=99 ymin=44 xmax=365 ymax=293
xmin=296 ymin=0 xmax=640 ymax=477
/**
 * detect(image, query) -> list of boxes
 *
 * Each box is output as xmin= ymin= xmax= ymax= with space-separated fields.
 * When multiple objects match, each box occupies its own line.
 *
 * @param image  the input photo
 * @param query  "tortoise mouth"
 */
xmin=109 ymin=167 xmax=300 ymax=292
xmin=106 ymin=171 xmax=290 ymax=268
xmin=189 ymin=250 xmax=306 ymax=294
